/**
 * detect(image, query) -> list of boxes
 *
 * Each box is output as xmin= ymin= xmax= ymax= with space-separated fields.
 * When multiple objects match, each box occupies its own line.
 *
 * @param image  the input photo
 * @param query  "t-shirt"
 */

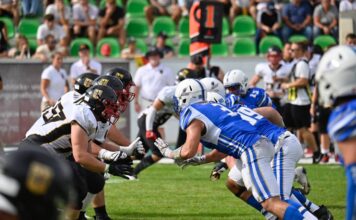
xmin=37 ymin=23 xmax=66 ymax=41
xmin=45 ymin=4 xmax=71 ymax=23
xmin=257 ymin=10 xmax=281 ymax=28
xmin=98 ymin=6 xmax=125 ymax=28
xmin=289 ymin=58 xmax=311 ymax=105
xmin=41 ymin=65 xmax=68 ymax=102
xmin=283 ymin=2 xmax=312 ymax=25
xmin=313 ymin=4 xmax=338 ymax=25
xmin=73 ymin=3 xmax=98 ymax=22
xmin=70 ymin=59 xmax=102 ymax=79
xmin=339 ymin=0 xmax=356 ymax=11
xmin=157 ymin=45 xmax=174 ymax=57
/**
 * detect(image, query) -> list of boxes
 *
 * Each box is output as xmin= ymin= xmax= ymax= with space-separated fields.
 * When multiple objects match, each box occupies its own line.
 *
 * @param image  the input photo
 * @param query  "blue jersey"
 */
xmin=179 ymin=102 xmax=263 ymax=158
xmin=225 ymin=88 xmax=274 ymax=110
xmin=328 ymin=99 xmax=356 ymax=142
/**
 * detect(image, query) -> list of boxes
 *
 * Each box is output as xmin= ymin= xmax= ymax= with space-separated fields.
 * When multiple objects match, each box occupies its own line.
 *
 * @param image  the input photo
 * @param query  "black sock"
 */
xmin=133 ymin=156 xmax=156 ymax=176
xmin=94 ymin=206 xmax=108 ymax=218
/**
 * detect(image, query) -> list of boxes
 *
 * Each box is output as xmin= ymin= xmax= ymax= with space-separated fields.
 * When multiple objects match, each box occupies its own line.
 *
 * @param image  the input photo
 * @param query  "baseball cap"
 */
xmin=145 ymin=46 xmax=163 ymax=58
xmin=79 ymin=44 xmax=90 ymax=51
xmin=267 ymin=45 xmax=282 ymax=55
xmin=128 ymin=37 xmax=136 ymax=44
xmin=190 ymin=55 xmax=204 ymax=65
xmin=100 ymin=44 xmax=111 ymax=57
xmin=267 ymin=2 xmax=275 ymax=11
xmin=157 ymin=31 xmax=168 ymax=39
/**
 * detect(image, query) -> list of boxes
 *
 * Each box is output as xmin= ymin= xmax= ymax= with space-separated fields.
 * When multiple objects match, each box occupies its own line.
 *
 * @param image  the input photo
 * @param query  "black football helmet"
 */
xmin=0 ymin=145 xmax=73 ymax=220
xmin=84 ymin=85 xmax=120 ymax=124
xmin=176 ymin=68 xmax=199 ymax=83
xmin=104 ymin=67 xmax=135 ymax=102
xmin=74 ymin=72 xmax=99 ymax=94
xmin=92 ymin=75 xmax=128 ymax=113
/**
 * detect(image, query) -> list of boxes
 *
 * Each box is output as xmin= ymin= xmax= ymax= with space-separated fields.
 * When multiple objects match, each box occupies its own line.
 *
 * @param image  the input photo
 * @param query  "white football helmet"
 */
xmin=206 ymin=91 xmax=226 ymax=105
xmin=174 ymin=79 xmax=207 ymax=113
xmin=200 ymin=77 xmax=226 ymax=97
xmin=315 ymin=45 xmax=356 ymax=107
xmin=223 ymin=69 xmax=248 ymax=95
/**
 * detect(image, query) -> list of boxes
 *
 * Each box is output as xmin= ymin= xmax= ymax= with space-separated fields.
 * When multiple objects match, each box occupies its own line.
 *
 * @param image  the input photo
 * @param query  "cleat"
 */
xmin=320 ymin=154 xmax=330 ymax=163
xmin=294 ymin=166 xmax=311 ymax=194
xmin=313 ymin=205 xmax=333 ymax=220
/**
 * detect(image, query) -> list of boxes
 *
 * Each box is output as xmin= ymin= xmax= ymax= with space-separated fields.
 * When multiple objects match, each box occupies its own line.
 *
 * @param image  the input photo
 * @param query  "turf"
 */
xmin=89 ymin=164 xmax=346 ymax=219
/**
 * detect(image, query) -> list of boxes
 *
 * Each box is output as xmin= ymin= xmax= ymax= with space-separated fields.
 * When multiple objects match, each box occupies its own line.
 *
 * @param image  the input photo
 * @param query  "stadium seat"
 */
xmin=259 ymin=36 xmax=283 ymax=54
xmin=152 ymin=16 xmax=176 ymax=37
xmin=18 ymin=18 xmax=41 ymax=38
xmin=135 ymin=38 xmax=148 ymax=54
xmin=0 ymin=17 xmax=14 ymax=38
xmin=313 ymin=35 xmax=336 ymax=50
xmin=232 ymin=38 xmax=256 ymax=56
xmin=96 ymin=38 xmax=121 ymax=58
xmin=70 ymin=38 xmax=94 ymax=57
xmin=288 ymin=35 xmax=308 ymax=43
xmin=28 ymin=38 xmax=37 ymax=53
xmin=232 ymin=15 xmax=256 ymax=37
xmin=99 ymin=0 xmax=123 ymax=8
xmin=222 ymin=17 xmax=229 ymax=37
xmin=126 ymin=0 xmax=148 ymax=18
xmin=178 ymin=17 xmax=189 ymax=38
xmin=177 ymin=38 xmax=190 ymax=57
xmin=125 ymin=18 xmax=149 ymax=38
xmin=211 ymin=41 xmax=229 ymax=57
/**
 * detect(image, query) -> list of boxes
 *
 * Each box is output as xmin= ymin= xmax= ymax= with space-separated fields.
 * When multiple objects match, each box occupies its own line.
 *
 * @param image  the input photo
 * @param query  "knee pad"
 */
xmin=85 ymin=171 xmax=105 ymax=194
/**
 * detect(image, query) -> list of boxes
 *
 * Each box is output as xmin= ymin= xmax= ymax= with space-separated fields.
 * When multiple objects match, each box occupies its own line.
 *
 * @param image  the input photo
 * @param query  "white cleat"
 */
xmin=294 ymin=166 xmax=311 ymax=195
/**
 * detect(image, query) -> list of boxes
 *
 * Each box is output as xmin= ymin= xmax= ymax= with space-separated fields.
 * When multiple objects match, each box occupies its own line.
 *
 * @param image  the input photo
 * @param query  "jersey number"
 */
xmin=250 ymin=90 xmax=259 ymax=98
xmin=43 ymin=102 xmax=66 ymax=124
xmin=238 ymin=107 xmax=263 ymax=125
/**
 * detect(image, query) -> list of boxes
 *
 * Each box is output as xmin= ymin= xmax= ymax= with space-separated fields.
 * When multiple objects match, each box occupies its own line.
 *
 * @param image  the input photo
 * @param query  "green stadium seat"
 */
xmin=211 ymin=41 xmax=229 ymax=57
xmin=222 ymin=17 xmax=229 ymax=37
xmin=99 ymin=0 xmax=123 ymax=8
xmin=125 ymin=18 xmax=149 ymax=38
xmin=135 ymin=38 xmax=148 ymax=54
xmin=259 ymin=36 xmax=283 ymax=54
xmin=178 ymin=17 xmax=189 ymax=38
xmin=70 ymin=38 xmax=94 ymax=57
xmin=0 ymin=17 xmax=14 ymax=38
xmin=313 ymin=35 xmax=336 ymax=50
xmin=126 ymin=0 xmax=148 ymax=18
xmin=232 ymin=15 xmax=256 ymax=37
xmin=232 ymin=38 xmax=256 ymax=56
xmin=28 ymin=38 xmax=38 ymax=53
xmin=177 ymin=38 xmax=190 ymax=57
xmin=18 ymin=18 xmax=41 ymax=38
xmin=96 ymin=38 xmax=121 ymax=58
xmin=152 ymin=16 xmax=176 ymax=37
xmin=288 ymin=35 xmax=308 ymax=43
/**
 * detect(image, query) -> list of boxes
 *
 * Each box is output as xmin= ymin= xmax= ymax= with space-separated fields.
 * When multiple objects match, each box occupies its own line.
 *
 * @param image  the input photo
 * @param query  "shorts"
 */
xmin=137 ymin=114 xmax=163 ymax=157
xmin=318 ymin=107 xmax=331 ymax=134
xmin=283 ymin=104 xmax=311 ymax=129
xmin=152 ymin=5 xmax=172 ymax=15
xmin=228 ymin=160 xmax=245 ymax=187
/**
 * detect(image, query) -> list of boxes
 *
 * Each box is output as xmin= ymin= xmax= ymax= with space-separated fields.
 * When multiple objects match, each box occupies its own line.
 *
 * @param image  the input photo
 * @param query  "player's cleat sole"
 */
xmin=313 ymin=205 xmax=334 ymax=220
xmin=294 ymin=166 xmax=311 ymax=195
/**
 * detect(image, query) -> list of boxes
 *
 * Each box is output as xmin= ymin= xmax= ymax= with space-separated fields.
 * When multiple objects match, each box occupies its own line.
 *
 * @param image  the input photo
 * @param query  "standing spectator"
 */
xmin=282 ymin=0 xmax=313 ymax=43
xmin=0 ymin=20 xmax=8 ymax=57
xmin=313 ymin=0 xmax=338 ymax=40
xmin=133 ymin=47 xmax=175 ymax=113
xmin=255 ymin=2 xmax=282 ymax=52
xmin=345 ymin=33 xmax=356 ymax=45
xmin=70 ymin=44 xmax=102 ymax=85
xmin=144 ymin=0 xmax=182 ymax=25
xmin=8 ymin=35 xmax=32 ymax=59
xmin=0 ymin=0 xmax=19 ymax=25
xmin=155 ymin=31 xmax=174 ymax=58
xmin=73 ymin=0 xmax=98 ymax=45
xmin=21 ymin=0 xmax=42 ymax=17
xmin=281 ymin=42 xmax=320 ymax=163
xmin=37 ymin=14 xmax=68 ymax=47
xmin=189 ymin=55 xmax=225 ymax=82
xmin=339 ymin=0 xmax=356 ymax=11
xmin=98 ymin=0 xmax=125 ymax=48
xmin=121 ymin=37 xmax=143 ymax=59
xmin=45 ymin=0 xmax=71 ymax=43
xmin=33 ymin=34 xmax=66 ymax=62
xmin=40 ymin=52 xmax=69 ymax=111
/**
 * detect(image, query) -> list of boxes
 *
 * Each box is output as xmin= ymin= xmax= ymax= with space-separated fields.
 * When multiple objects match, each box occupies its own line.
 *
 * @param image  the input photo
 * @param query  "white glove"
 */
xmin=154 ymin=137 xmax=172 ymax=158
xmin=98 ymin=149 xmax=127 ymax=162
xmin=120 ymin=137 xmax=145 ymax=156
xmin=181 ymin=155 xmax=206 ymax=169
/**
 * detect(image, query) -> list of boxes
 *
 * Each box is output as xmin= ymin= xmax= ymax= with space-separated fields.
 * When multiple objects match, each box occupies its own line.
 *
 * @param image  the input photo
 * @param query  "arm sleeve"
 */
xmin=254 ymin=63 xmax=264 ymax=77
xmin=295 ymin=61 xmax=310 ymax=79
xmin=133 ymin=68 xmax=142 ymax=87
xmin=41 ymin=68 xmax=51 ymax=80
xmin=145 ymin=106 xmax=157 ymax=131
xmin=70 ymin=106 xmax=96 ymax=136
xmin=36 ymin=26 xmax=44 ymax=40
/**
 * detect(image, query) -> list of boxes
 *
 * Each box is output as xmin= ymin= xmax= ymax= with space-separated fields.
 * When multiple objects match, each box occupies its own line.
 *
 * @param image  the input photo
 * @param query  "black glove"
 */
xmin=108 ymin=163 xmax=133 ymax=179
xmin=210 ymin=162 xmax=228 ymax=181
xmin=112 ymin=157 xmax=133 ymax=166
xmin=132 ymin=147 xmax=145 ymax=160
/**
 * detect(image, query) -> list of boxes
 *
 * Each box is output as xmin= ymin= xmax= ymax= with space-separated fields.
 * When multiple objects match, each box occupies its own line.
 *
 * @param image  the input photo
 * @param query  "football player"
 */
xmin=154 ymin=79 xmax=315 ymax=219
xmin=316 ymin=45 xmax=356 ymax=220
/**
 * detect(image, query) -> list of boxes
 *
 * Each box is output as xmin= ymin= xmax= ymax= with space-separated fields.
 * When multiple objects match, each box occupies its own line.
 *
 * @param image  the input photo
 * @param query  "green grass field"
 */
xmin=89 ymin=164 xmax=346 ymax=220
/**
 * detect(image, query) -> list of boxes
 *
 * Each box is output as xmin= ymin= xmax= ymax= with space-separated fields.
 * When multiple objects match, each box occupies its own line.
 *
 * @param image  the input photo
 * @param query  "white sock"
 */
xmin=81 ymin=193 xmax=95 ymax=211
xmin=298 ymin=206 xmax=318 ymax=220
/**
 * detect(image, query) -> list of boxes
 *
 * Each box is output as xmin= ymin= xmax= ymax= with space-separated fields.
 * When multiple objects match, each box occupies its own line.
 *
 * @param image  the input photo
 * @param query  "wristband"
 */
xmin=104 ymin=164 xmax=110 ymax=173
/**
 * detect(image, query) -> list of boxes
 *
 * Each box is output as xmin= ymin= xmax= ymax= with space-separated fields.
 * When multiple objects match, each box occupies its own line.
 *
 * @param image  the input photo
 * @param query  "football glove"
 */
xmin=107 ymin=163 xmax=133 ymax=179
xmin=145 ymin=130 xmax=157 ymax=141
xmin=119 ymin=137 xmax=145 ymax=156
xmin=154 ymin=137 xmax=172 ymax=158
xmin=210 ymin=162 xmax=228 ymax=181
xmin=98 ymin=149 xmax=127 ymax=162
xmin=180 ymin=155 xmax=207 ymax=169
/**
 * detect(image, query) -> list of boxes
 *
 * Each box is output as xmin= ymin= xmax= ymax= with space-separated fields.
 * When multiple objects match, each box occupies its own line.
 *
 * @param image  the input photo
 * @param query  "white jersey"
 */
xmin=26 ymin=91 xmax=110 ymax=157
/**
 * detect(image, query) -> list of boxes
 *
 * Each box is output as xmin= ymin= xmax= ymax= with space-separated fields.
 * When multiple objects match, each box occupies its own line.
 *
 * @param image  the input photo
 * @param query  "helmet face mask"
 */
xmin=223 ymin=69 xmax=248 ymax=95
xmin=105 ymin=67 xmax=136 ymax=104
xmin=102 ymin=99 xmax=120 ymax=124
xmin=174 ymin=79 xmax=206 ymax=114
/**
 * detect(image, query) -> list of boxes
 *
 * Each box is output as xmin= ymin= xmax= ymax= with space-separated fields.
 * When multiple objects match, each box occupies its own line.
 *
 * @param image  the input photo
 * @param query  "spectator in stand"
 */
xmin=21 ymin=0 xmax=42 ymax=17
xmin=229 ymin=0 xmax=250 ymax=23
xmin=249 ymin=0 xmax=272 ymax=20
xmin=121 ymin=37 xmax=143 ymax=59
xmin=8 ymin=35 xmax=32 ymax=59
xmin=37 ymin=14 xmax=68 ymax=48
xmin=155 ymin=31 xmax=174 ymax=58
xmin=339 ymin=0 xmax=356 ymax=11
xmin=0 ymin=20 xmax=8 ymax=57
xmin=33 ymin=34 xmax=66 ymax=62
xmin=133 ymin=46 xmax=175 ymax=113
xmin=98 ymin=0 xmax=126 ymax=48
xmin=144 ymin=0 xmax=182 ymax=25
xmin=70 ymin=44 xmax=101 ymax=85
xmin=313 ymin=0 xmax=338 ymax=40
xmin=45 ymin=0 xmax=71 ymax=43
xmin=73 ymin=0 xmax=98 ymax=45
xmin=345 ymin=33 xmax=356 ymax=45
xmin=255 ymin=2 xmax=282 ymax=53
xmin=0 ymin=0 xmax=19 ymax=25
xmin=40 ymin=52 xmax=69 ymax=111
xmin=282 ymin=0 xmax=313 ymax=43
